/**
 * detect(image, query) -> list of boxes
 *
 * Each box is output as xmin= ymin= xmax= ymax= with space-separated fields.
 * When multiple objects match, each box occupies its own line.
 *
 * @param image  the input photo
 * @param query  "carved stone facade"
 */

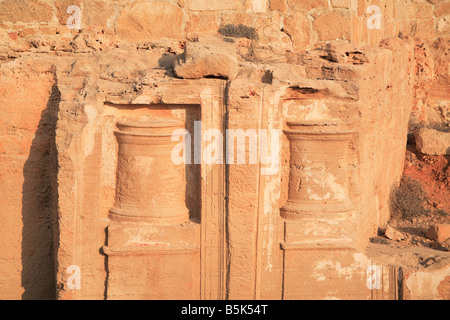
xmin=0 ymin=0 xmax=449 ymax=300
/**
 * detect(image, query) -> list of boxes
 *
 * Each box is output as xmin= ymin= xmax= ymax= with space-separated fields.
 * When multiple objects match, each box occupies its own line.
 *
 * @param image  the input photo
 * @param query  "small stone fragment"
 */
xmin=174 ymin=37 xmax=239 ymax=79
xmin=425 ymin=224 xmax=450 ymax=242
xmin=415 ymin=128 xmax=450 ymax=155
xmin=385 ymin=225 xmax=406 ymax=241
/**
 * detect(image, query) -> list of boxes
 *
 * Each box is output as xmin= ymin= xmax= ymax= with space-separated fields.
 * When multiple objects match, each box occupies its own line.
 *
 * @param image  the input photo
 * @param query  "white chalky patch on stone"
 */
xmin=325 ymin=173 xmax=346 ymax=200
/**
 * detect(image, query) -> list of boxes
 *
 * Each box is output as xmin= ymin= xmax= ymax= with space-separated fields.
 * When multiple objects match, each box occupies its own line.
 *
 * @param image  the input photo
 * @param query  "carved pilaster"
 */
xmin=104 ymin=117 xmax=199 ymax=299
xmin=109 ymin=119 xmax=189 ymax=224
xmin=280 ymin=120 xmax=355 ymax=249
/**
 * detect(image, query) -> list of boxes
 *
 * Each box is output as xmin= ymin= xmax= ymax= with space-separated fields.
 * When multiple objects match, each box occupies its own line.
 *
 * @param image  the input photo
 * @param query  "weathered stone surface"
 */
xmin=426 ymin=224 xmax=450 ymax=242
xmin=0 ymin=58 xmax=57 ymax=299
xmin=287 ymin=0 xmax=328 ymax=11
xmin=0 ymin=0 xmax=53 ymax=23
xmin=282 ymin=12 xmax=311 ymax=51
xmin=415 ymin=128 xmax=450 ymax=155
xmin=116 ymin=0 xmax=185 ymax=40
xmin=385 ymin=225 xmax=406 ymax=241
xmin=437 ymin=16 xmax=450 ymax=34
xmin=313 ymin=10 xmax=351 ymax=41
xmin=416 ymin=2 xmax=434 ymax=19
xmin=322 ymin=40 xmax=367 ymax=63
xmin=55 ymin=0 xmax=82 ymax=25
xmin=270 ymin=0 xmax=286 ymax=12
xmin=413 ymin=19 xmax=436 ymax=40
xmin=331 ymin=0 xmax=352 ymax=8
xmin=174 ymin=38 xmax=238 ymax=79
xmin=404 ymin=265 xmax=450 ymax=300
xmin=246 ymin=0 xmax=267 ymax=13
xmin=18 ymin=28 xmax=36 ymax=38
xmin=185 ymin=13 xmax=219 ymax=34
xmin=434 ymin=2 xmax=450 ymax=17
xmin=186 ymin=0 xmax=243 ymax=11
xmin=0 ymin=0 xmax=447 ymax=302
xmin=83 ymin=0 xmax=115 ymax=29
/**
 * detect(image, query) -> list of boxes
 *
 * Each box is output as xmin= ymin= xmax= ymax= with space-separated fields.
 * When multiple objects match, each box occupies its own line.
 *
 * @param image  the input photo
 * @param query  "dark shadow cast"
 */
xmin=185 ymin=105 xmax=202 ymax=222
xmin=158 ymin=53 xmax=183 ymax=77
xmin=21 ymin=80 xmax=60 ymax=299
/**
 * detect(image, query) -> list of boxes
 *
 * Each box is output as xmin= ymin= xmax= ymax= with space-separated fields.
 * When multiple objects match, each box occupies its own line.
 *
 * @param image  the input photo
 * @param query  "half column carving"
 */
xmin=279 ymin=120 xmax=358 ymax=299
xmin=109 ymin=119 xmax=189 ymax=224
xmin=280 ymin=120 xmax=355 ymax=249
xmin=103 ymin=117 xmax=200 ymax=300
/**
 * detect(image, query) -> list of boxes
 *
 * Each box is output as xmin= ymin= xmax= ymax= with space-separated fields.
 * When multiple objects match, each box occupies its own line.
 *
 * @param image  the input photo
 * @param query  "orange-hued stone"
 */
xmin=0 ymin=0 xmax=448 ymax=301
xmin=110 ymin=118 xmax=189 ymax=224
xmin=281 ymin=120 xmax=354 ymax=218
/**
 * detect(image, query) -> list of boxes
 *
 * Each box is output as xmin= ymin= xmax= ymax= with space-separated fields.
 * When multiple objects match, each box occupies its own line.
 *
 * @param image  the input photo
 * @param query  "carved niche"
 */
xmin=55 ymin=78 xmax=227 ymax=300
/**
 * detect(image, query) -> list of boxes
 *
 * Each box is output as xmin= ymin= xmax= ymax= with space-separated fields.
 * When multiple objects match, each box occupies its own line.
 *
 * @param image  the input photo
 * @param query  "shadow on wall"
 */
xmin=21 ymin=81 xmax=60 ymax=299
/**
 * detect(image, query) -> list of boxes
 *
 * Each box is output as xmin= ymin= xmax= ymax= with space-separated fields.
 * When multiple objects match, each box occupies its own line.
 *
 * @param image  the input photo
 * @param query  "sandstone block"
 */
xmin=322 ymin=40 xmax=367 ymax=63
xmin=283 ymin=13 xmax=311 ymax=51
xmin=313 ymin=10 xmax=351 ymax=41
xmin=435 ymin=2 xmax=450 ymax=18
xmin=385 ymin=225 xmax=406 ymax=241
xmin=39 ymin=26 xmax=57 ymax=35
xmin=413 ymin=19 xmax=436 ymax=40
xmin=416 ymin=2 xmax=434 ymax=19
xmin=246 ymin=0 xmax=267 ymax=13
xmin=185 ymin=13 xmax=219 ymax=34
xmin=437 ymin=16 xmax=450 ymax=34
xmin=220 ymin=12 xmax=254 ymax=26
xmin=116 ymin=1 xmax=184 ymax=41
xmin=18 ymin=28 xmax=36 ymax=38
xmin=0 ymin=0 xmax=53 ymax=23
xmin=83 ymin=0 xmax=115 ymax=29
xmin=331 ymin=0 xmax=352 ymax=8
xmin=7 ymin=32 xmax=18 ymax=40
xmin=270 ymin=0 xmax=286 ymax=12
xmin=407 ymin=4 xmax=417 ymax=20
xmin=403 ymin=266 xmax=450 ymax=300
xmin=415 ymin=128 xmax=450 ymax=155
xmin=55 ymin=0 xmax=82 ymax=25
xmin=272 ymin=64 xmax=307 ymax=85
xmin=287 ymin=0 xmax=328 ymax=11
xmin=186 ymin=0 xmax=243 ymax=11
xmin=174 ymin=38 xmax=238 ymax=79
xmin=425 ymin=224 xmax=450 ymax=242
